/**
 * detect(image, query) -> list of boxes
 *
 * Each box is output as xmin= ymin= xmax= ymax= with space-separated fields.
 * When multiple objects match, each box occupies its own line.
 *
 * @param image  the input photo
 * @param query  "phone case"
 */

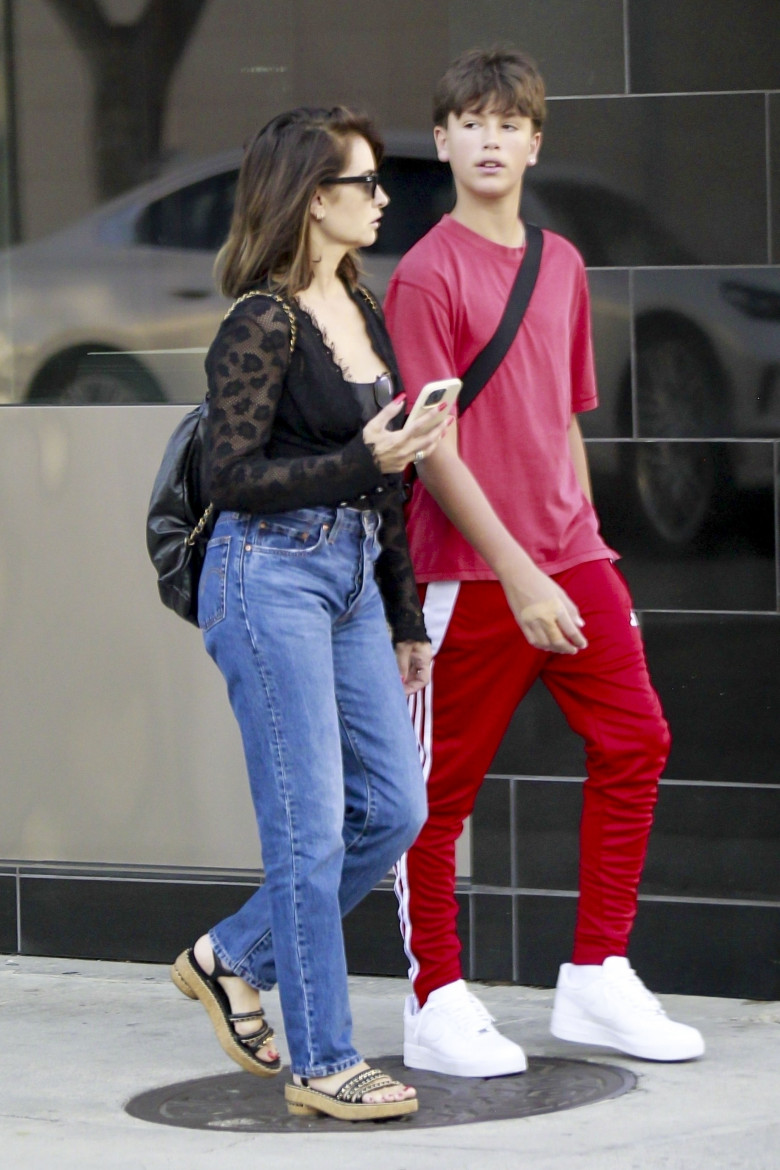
xmin=405 ymin=378 xmax=462 ymax=427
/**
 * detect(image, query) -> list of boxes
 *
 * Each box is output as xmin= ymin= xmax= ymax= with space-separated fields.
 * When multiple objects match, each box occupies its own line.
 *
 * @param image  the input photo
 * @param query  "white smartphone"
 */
xmin=404 ymin=377 xmax=462 ymax=427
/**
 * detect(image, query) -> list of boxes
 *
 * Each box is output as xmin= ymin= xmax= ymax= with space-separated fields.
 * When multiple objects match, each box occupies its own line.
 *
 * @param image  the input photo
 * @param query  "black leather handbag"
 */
xmin=146 ymin=291 xmax=296 ymax=625
xmin=146 ymin=401 xmax=214 ymax=625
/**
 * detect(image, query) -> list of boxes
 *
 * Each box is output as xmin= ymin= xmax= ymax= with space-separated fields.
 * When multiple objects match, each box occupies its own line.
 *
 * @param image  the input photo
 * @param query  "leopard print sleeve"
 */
xmin=375 ymin=489 xmax=429 ymax=645
xmin=203 ymin=301 xmax=382 ymax=513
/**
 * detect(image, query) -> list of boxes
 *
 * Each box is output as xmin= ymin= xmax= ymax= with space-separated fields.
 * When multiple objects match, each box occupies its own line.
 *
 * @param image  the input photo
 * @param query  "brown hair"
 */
xmin=216 ymin=106 xmax=384 ymax=299
xmin=433 ymin=47 xmax=546 ymax=132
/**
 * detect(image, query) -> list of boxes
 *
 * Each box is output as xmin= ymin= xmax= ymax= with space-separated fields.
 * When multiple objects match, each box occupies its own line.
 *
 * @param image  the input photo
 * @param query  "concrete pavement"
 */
xmin=1 ymin=955 xmax=778 ymax=1169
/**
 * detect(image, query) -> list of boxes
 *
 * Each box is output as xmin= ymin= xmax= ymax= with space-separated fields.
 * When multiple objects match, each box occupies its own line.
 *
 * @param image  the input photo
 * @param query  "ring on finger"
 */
xmin=413 ymin=449 xmax=425 ymax=464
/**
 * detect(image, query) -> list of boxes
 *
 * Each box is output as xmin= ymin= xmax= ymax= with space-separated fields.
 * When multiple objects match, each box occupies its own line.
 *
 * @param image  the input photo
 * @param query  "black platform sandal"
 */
xmin=171 ymin=947 xmax=281 ymax=1077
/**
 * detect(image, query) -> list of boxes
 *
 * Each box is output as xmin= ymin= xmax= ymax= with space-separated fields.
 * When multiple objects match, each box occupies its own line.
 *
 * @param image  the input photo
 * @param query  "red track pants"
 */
xmin=395 ymin=559 xmax=670 ymax=1007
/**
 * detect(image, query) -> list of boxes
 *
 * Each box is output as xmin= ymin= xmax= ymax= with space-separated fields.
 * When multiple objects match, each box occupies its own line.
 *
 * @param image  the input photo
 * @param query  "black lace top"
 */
xmin=202 ymin=286 xmax=428 ymax=645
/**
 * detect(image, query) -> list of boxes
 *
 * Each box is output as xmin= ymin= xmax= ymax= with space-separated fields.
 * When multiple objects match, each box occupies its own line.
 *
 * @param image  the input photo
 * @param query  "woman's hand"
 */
xmin=395 ymin=640 xmax=433 ymax=695
xmin=363 ymin=397 xmax=453 ymax=475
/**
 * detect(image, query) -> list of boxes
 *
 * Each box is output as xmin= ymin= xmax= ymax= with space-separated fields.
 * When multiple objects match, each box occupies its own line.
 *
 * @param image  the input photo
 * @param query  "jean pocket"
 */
xmin=198 ymin=535 xmax=230 ymax=630
xmin=253 ymin=515 xmax=328 ymax=556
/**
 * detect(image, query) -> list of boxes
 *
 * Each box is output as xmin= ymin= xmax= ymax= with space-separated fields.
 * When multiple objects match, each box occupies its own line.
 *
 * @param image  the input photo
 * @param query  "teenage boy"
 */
xmin=384 ymin=47 xmax=704 ymax=1077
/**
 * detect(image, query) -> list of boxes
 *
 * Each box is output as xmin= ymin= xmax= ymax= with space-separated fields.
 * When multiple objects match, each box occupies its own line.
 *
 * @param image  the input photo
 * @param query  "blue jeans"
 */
xmin=198 ymin=506 xmax=426 ymax=1077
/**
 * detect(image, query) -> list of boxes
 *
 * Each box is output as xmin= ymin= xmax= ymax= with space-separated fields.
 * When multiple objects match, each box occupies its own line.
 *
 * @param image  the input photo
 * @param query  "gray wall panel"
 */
xmin=0 ymin=405 xmax=260 ymax=868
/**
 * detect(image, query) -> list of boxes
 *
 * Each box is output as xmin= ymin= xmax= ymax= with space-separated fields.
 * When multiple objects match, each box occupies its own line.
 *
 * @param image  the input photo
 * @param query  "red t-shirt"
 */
xmin=384 ymin=215 xmax=616 ymax=581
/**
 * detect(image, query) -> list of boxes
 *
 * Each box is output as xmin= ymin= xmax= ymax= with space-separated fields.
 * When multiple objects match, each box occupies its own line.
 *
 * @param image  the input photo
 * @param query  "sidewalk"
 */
xmin=1 ymin=955 xmax=778 ymax=1169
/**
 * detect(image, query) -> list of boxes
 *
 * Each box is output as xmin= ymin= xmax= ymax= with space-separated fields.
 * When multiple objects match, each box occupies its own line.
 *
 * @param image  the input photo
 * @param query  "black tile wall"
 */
xmin=643 ymin=613 xmax=780 ymax=784
xmin=343 ymin=887 xmax=408 ymax=978
xmin=593 ymin=443 xmax=776 ymax=612
xmin=776 ymin=441 xmax=780 ymax=595
xmin=490 ymin=611 xmax=780 ymax=786
xmin=19 ymin=875 xmax=255 ymax=963
xmin=0 ymin=875 xmax=17 ymax=952
xmin=628 ymin=0 xmax=780 ymax=94
xmin=515 ymin=893 xmax=578 ymax=988
xmin=535 ymin=94 xmax=768 ymax=265
xmin=12 ymin=869 xmax=468 ymax=991
xmin=580 ymin=269 xmax=632 ymax=441
xmin=490 ymin=679 xmax=583 ymax=779
xmin=471 ymin=778 xmax=512 ymax=887
xmin=628 ymin=900 xmax=780 ymax=1001
xmin=475 ymin=776 xmax=780 ymax=901
xmin=472 ymin=893 xmax=513 ymax=983
xmin=771 ymin=94 xmax=780 ymax=265
xmin=632 ymin=268 xmax=780 ymax=440
xmin=6 ymin=863 xmax=777 ymax=1000
xmin=344 ymin=887 xmax=471 ymax=980
xmin=511 ymin=891 xmax=780 ymax=999
xmin=512 ymin=779 xmax=581 ymax=892
xmin=642 ymin=783 xmax=780 ymax=900
xmin=450 ymin=0 xmax=626 ymax=97
xmin=456 ymin=890 xmax=472 ymax=979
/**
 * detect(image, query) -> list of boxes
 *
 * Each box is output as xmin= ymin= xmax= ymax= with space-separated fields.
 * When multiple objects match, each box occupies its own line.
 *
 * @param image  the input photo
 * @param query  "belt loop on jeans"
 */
xmin=361 ymin=508 xmax=379 ymax=537
xmin=236 ymin=513 xmax=252 ymax=542
xmin=327 ymin=509 xmax=344 ymax=543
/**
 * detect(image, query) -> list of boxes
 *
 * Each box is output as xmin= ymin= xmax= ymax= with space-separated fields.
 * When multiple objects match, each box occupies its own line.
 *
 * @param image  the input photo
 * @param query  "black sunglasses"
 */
xmin=372 ymin=372 xmax=394 ymax=408
xmin=322 ymin=171 xmax=381 ymax=199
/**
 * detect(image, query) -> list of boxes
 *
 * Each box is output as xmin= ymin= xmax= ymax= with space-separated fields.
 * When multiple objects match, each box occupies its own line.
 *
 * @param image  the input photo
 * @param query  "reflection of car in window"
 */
xmin=0 ymin=144 xmax=777 ymax=547
xmin=0 ymin=152 xmax=243 ymax=405
xmin=524 ymin=173 xmax=697 ymax=268
xmin=136 ymin=171 xmax=238 ymax=252
xmin=618 ymin=270 xmax=780 ymax=547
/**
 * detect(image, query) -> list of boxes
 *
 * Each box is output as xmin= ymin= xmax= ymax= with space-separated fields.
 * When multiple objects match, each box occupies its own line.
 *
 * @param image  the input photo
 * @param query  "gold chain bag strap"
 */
xmin=146 ymin=292 xmax=297 ymax=625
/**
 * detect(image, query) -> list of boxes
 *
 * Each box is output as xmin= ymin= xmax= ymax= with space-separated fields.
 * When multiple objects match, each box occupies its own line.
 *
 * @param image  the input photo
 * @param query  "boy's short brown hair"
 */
xmin=433 ymin=47 xmax=546 ymax=131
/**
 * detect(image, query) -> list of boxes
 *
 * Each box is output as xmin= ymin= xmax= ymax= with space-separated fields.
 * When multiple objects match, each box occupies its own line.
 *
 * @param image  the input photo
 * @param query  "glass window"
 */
xmin=0 ymin=2 xmax=776 ymax=406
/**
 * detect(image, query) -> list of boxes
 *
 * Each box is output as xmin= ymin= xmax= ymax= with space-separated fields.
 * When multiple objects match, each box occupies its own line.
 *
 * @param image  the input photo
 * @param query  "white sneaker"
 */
xmin=550 ymin=956 xmax=705 ymax=1061
xmin=403 ymin=979 xmax=527 ymax=1077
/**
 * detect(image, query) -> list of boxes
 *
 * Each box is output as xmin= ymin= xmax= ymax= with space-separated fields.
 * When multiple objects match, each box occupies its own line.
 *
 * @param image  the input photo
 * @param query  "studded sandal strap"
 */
xmin=239 ymin=1021 xmax=275 ymax=1053
xmin=228 ymin=1007 xmax=268 ymax=1023
xmin=208 ymin=951 xmax=235 ymax=980
xmin=334 ymin=1068 xmax=399 ymax=1103
xmin=235 ymin=1022 xmax=274 ymax=1051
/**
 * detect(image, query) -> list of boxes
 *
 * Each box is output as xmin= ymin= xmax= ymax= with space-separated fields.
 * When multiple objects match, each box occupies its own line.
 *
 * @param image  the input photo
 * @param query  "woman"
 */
xmin=170 ymin=107 xmax=451 ymax=1122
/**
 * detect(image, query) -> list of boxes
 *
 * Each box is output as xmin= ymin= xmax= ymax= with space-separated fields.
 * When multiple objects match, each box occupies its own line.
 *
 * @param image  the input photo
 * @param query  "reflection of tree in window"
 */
xmin=42 ymin=0 xmax=209 ymax=199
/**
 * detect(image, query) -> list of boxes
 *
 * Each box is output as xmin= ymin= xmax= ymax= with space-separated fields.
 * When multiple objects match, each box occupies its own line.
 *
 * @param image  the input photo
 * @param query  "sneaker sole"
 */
xmin=404 ymin=1040 xmax=527 ymax=1078
xmin=550 ymin=1011 xmax=705 ymax=1062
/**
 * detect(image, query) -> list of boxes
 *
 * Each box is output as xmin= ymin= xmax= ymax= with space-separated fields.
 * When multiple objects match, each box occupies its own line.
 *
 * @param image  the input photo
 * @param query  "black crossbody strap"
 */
xmin=458 ymin=223 xmax=543 ymax=415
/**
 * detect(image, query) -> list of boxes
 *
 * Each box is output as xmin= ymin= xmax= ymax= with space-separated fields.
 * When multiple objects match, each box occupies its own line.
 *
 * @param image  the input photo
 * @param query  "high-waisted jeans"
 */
xmin=198 ymin=506 xmax=426 ymax=1077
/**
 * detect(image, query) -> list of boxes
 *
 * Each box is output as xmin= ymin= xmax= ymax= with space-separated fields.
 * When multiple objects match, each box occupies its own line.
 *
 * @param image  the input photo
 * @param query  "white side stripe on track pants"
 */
xmin=394 ymin=581 xmax=460 ymax=990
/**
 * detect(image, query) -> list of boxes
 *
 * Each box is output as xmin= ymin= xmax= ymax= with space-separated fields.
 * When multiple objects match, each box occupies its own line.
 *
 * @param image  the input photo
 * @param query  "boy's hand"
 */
xmin=502 ymin=571 xmax=587 ymax=654
xmin=414 ymin=433 xmax=586 ymax=654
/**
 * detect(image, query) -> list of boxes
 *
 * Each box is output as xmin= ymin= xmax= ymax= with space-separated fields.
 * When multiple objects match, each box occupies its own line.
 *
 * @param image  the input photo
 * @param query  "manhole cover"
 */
xmin=126 ymin=1055 xmax=636 ymax=1131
